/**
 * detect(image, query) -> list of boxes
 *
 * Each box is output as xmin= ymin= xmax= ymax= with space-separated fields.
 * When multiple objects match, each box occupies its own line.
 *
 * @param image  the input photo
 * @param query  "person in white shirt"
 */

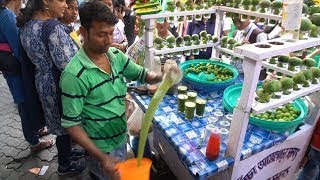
xmin=113 ymin=18 xmax=127 ymax=44
xmin=233 ymin=18 xmax=268 ymax=44
xmin=231 ymin=18 xmax=268 ymax=76
xmin=223 ymin=15 xmax=232 ymax=36
xmin=101 ymin=0 xmax=128 ymax=52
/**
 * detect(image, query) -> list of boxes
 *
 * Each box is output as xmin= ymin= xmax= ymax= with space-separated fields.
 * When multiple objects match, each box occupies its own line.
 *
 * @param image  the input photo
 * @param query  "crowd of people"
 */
xmin=0 ymin=0 xmax=319 ymax=179
xmin=0 ymin=0 xmax=166 ymax=178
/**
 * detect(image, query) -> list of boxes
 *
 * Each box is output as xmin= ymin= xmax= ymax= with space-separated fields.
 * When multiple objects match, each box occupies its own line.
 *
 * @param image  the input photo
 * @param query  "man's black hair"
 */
xmin=79 ymin=0 xmax=118 ymax=30
xmin=114 ymin=0 xmax=125 ymax=8
xmin=66 ymin=0 xmax=78 ymax=5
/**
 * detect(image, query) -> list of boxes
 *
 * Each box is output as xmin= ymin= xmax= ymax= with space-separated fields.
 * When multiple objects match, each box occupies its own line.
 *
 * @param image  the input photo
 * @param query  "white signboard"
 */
xmin=232 ymin=124 xmax=314 ymax=180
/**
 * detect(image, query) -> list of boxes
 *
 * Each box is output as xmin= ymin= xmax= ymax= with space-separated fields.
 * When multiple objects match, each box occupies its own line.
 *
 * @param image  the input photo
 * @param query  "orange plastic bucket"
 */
xmin=116 ymin=158 xmax=152 ymax=180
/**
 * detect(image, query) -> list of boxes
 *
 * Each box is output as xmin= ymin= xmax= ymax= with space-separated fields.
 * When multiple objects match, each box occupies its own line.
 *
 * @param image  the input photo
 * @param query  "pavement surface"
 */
xmin=0 ymin=74 xmax=92 ymax=180
xmin=0 ymin=74 xmax=175 ymax=180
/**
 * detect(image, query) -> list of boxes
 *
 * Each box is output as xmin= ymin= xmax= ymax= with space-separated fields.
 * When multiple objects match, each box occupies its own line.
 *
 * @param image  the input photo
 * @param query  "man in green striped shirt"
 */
xmin=60 ymin=1 xmax=173 ymax=179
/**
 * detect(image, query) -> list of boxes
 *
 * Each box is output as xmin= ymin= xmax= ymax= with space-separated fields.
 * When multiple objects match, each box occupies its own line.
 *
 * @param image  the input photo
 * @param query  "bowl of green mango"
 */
xmin=223 ymin=83 xmax=308 ymax=134
xmin=179 ymin=59 xmax=239 ymax=92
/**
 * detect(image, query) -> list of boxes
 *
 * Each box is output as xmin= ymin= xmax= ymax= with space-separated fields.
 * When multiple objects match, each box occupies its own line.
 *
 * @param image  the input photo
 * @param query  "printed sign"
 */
xmin=237 ymin=148 xmax=300 ymax=180
xmin=267 ymin=166 xmax=291 ymax=180
xmin=232 ymin=124 xmax=314 ymax=180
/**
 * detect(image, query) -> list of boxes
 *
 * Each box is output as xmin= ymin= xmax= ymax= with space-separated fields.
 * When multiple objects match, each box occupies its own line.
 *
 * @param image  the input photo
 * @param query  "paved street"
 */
xmin=0 ymin=74 xmax=90 ymax=180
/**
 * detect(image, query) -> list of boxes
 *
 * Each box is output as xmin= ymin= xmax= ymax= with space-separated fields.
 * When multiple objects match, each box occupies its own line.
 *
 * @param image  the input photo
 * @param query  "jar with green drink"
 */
xmin=187 ymin=90 xmax=197 ymax=102
xmin=185 ymin=101 xmax=196 ymax=120
xmin=177 ymin=85 xmax=188 ymax=94
xmin=196 ymin=98 xmax=206 ymax=117
xmin=177 ymin=94 xmax=188 ymax=112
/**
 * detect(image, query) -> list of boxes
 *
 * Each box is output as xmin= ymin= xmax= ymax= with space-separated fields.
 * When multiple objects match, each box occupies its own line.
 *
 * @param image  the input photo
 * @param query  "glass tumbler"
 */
xmin=207 ymin=116 xmax=218 ymax=126
xmin=219 ymin=128 xmax=230 ymax=143
xmin=219 ymin=120 xmax=230 ymax=129
xmin=213 ymin=111 xmax=224 ymax=121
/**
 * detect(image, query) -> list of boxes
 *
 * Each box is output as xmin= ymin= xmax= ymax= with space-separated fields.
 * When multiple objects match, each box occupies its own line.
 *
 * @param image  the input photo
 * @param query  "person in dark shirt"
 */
xmin=186 ymin=14 xmax=216 ymax=60
xmin=0 ymin=0 xmax=53 ymax=151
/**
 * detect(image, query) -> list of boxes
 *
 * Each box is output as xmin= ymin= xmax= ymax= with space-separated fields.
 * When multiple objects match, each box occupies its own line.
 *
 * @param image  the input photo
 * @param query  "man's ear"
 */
xmin=79 ymin=26 xmax=88 ymax=40
xmin=13 ymin=0 xmax=21 ymax=11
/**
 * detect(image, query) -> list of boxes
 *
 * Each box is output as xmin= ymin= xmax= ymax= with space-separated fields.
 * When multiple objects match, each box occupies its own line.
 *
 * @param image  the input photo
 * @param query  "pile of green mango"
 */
xmin=250 ymin=104 xmax=301 ymax=122
xmin=184 ymin=63 xmax=234 ymax=82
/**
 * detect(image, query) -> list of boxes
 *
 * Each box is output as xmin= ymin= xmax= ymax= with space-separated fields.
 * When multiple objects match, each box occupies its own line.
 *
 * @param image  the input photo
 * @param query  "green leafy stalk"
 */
xmin=137 ymin=61 xmax=181 ymax=166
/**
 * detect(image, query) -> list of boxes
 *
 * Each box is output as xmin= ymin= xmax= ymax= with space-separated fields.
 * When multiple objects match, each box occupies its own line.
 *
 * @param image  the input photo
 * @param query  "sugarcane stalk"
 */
xmin=137 ymin=60 xmax=181 ymax=166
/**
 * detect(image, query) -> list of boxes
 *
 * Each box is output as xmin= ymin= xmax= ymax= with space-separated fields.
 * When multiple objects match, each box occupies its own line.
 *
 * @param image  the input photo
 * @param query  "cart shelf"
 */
xmin=261 ymin=61 xmax=297 ymax=77
xmin=153 ymin=42 xmax=218 ymax=55
xmin=140 ymin=6 xmax=282 ymax=21
xmin=252 ymin=83 xmax=320 ymax=114
xmin=217 ymin=6 xmax=282 ymax=21
xmin=140 ymin=9 xmax=216 ymax=19
xmin=216 ymin=46 xmax=245 ymax=59
xmin=234 ymin=38 xmax=320 ymax=61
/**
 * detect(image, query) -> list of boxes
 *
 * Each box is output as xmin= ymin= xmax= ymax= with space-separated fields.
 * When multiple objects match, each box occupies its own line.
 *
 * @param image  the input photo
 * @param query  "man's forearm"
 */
xmin=66 ymin=125 xmax=106 ymax=162
xmin=145 ymin=71 xmax=163 ymax=84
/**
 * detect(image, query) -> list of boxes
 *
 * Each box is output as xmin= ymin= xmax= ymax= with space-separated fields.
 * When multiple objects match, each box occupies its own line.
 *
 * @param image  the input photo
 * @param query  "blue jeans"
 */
xmin=130 ymin=136 xmax=152 ymax=159
xmin=18 ymin=103 xmax=40 ymax=145
xmin=87 ymin=144 xmax=127 ymax=180
xmin=56 ymin=134 xmax=72 ymax=166
xmin=298 ymin=147 xmax=320 ymax=180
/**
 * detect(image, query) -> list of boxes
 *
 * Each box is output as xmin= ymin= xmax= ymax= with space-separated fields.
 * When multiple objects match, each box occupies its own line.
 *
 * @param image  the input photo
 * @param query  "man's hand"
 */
xmin=111 ymin=43 xmax=126 ymax=52
xmin=145 ymin=71 xmax=162 ymax=84
xmin=189 ymin=55 xmax=195 ymax=60
xmin=164 ymin=59 xmax=182 ymax=82
xmin=164 ymin=59 xmax=180 ymax=73
xmin=66 ymin=126 xmax=120 ymax=179
xmin=265 ymin=73 xmax=278 ymax=81
xmin=101 ymin=156 xmax=120 ymax=180
xmin=242 ymin=40 xmax=250 ymax=44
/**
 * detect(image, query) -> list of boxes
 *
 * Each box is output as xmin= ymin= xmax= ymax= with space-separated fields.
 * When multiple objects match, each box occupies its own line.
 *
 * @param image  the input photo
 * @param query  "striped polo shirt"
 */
xmin=60 ymin=47 xmax=147 ymax=153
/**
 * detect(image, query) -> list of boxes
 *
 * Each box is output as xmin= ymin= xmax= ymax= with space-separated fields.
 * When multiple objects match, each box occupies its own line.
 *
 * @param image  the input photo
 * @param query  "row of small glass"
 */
xmin=199 ymin=111 xmax=233 ymax=159
xmin=204 ymin=111 xmax=233 ymax=144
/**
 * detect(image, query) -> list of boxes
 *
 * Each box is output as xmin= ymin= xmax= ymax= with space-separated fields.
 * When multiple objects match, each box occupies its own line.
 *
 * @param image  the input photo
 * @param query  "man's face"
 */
xmin=156 ymin=21 xmax=169 ymax=35
xmin=82 ymin=21 xmax=115 ymax=54
xmin=233 ymin=18 xmax=243 ymax=30
xmin=12 ymin=0 xmax=22 ymax=15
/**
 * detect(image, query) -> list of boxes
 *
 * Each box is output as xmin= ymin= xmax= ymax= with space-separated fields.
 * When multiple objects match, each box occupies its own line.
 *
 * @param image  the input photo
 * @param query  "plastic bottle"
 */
xmin=153 ymin=56 xmax=161 ymax=73
xmin=206 ymin=128 xmax=220 ymax=161
xmin=281 ymin=0 xmax=304 ymax=41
